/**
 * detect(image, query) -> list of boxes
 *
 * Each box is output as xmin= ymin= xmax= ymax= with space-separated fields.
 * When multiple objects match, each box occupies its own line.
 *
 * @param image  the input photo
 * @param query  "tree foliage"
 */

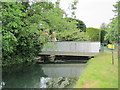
xmin=57 ymin=29 xmax=89 ymax=41
xmin=104 ymin=17 xmax=118 ymax=43
xmin=2 ymin=2 xmax=52 ymax=66
xmin=104 ymin=2 xmax=119 ymax=43
xmin=2 ymin=1 xmax=89 ymax=66
xmin=100 ymin=23 xmax=108 ymax=43
xmin=86 ymin=27 xmax=101 ymax=41
xmin=65 ymin=18 xmax=86 ymax=32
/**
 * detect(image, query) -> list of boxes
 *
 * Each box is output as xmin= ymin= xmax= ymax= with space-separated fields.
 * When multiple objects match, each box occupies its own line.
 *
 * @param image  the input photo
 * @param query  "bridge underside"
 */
xmin=36 ymin=51 xmax=100 ymax=63
xmin=39 ymin=51 xmax=99 ymax=57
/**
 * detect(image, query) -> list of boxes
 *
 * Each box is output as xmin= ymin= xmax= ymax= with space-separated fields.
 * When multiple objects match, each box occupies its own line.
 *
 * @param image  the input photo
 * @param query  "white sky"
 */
xmin=59 ymin=0 xmax=118 ymax=28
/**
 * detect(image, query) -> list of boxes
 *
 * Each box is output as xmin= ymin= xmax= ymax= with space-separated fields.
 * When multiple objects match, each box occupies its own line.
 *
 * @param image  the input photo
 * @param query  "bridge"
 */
xmin=38 ymin=41 xmax=100 ymax=62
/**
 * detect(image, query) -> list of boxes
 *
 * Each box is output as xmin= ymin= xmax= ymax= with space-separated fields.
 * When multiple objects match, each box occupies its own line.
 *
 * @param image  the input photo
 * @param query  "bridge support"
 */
xmin=49 ymin=55 xmax=55 ymax=62
xmin=39 ymin=55 xmax=55 ymax=63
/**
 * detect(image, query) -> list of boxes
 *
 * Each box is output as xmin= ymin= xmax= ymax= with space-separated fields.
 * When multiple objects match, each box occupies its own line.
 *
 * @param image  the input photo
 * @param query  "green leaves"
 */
xmin=104 ymin=21 xmax=118 ymax=43
xmin=57 ymin=29 xmax=90 ymax=41
xmin=65 ymin=18 xmax=86 ymax=32
xmin=104 ymin=2 xmax=119 ymax=43
xmin=3 ymin=32 xmax=17 ymax=53
xmin=2 ymin=1 xmax=89 ymax=66
xmin=2 ymin=2 xmax=55 ymax=66
xmin=87 ymin=27 xmax=101 ymax=41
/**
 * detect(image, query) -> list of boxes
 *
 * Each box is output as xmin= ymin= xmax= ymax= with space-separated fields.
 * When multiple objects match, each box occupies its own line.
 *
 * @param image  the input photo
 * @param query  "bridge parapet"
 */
xmin=41 ymin=41 xmax=100 ymax=54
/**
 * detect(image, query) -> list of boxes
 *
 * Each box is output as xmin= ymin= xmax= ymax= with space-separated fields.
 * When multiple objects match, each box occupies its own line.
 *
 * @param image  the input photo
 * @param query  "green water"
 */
xmin=2 ymin=63 xmax=86 ymax=88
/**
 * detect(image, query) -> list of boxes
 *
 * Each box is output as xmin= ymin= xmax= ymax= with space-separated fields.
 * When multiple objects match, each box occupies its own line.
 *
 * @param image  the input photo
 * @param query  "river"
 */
xmin=2 ymin=60 xmax=87 ymax=88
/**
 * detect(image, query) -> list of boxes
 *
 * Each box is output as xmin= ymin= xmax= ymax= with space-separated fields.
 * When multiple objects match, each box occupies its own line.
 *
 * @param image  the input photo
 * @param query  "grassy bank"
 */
xmin=75 ymin=52 xmax=118 ymax=88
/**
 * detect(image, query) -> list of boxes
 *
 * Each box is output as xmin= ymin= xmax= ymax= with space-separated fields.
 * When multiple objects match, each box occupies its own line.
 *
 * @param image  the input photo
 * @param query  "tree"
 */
xmin=63 ymin=0 xmax=78 ymax=18
xmin=71 ymin=0 xmax=78 ymax=18
xmin=86 ymin=27 xmax=101 ymax=41
xmin=2 ymin=2 xmax=54 ymax=66
xmin=104 ymin=1 xmax=119 ymax=65
xmin=100 ymin=23 xmax=108 ymax=43
xmin=2 ymin=2 xmax=29 ymax=65
xmin=118 ymin=1 xmax=120 ymax=62
xmin=57 ymin=29 xmax=90 ymax=41
xmin=105 ymin=18 xmax=118 ymax=44
xmin=104 ymin=1 xmax=119 ymax=43
xmin=65 ymin=17 xmax=86 ymax=32
xmin=2 ymin=1 xmax=89 ymax=66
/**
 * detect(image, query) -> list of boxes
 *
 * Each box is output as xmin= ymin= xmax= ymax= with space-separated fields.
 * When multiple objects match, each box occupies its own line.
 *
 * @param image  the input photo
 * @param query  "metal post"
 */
xmin=111 ymin=44 xmax=114 ymax=65
xmin=112 ymin=49 xmax=114 ymax=65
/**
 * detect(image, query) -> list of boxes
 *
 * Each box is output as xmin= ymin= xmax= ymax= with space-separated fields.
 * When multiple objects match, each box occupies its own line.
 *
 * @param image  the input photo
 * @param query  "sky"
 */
xmin=59 ymin=0 xmax=118 ymax=28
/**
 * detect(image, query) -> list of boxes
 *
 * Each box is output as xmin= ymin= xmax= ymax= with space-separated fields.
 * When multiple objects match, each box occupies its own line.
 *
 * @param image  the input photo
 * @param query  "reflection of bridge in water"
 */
xmin=41 ymin=64 xmax=86 ymax=78
xmin=39 ymin=41 xmax=100 ymax=62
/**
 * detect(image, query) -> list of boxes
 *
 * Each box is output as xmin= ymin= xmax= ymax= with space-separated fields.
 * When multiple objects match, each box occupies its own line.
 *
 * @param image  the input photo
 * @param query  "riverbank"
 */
xmin=75 ymin=52 xmax=118 ymax=88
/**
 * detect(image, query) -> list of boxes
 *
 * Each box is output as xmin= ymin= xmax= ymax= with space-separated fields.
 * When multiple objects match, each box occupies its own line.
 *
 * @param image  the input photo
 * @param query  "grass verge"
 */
xmin=75 ymin=52 xmax=118 ymax=88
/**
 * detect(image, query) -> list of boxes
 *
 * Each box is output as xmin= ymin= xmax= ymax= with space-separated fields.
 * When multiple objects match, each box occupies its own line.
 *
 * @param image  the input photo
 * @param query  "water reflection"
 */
xmin=0 ymin=81 xmax=5 ymax=89
xmin=39 ymin=77 xmax=78 ymax=88
xmin=41 ymin=64 xmax=85 ymax=78
xmin=39 ymin=77 xmax=52 ymax=88
xmin=2 ymin=63 xmax=86 ymax=88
